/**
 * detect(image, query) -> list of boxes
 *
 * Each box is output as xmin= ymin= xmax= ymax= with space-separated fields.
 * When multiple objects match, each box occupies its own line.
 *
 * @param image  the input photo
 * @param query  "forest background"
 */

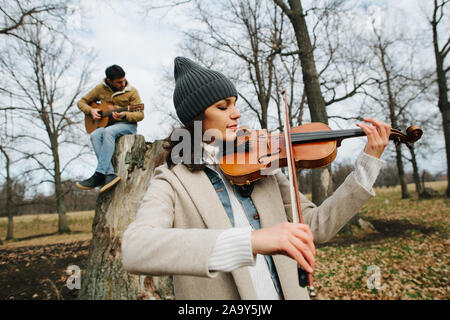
xmin=0 ymin=0 xmax=448 ymax=300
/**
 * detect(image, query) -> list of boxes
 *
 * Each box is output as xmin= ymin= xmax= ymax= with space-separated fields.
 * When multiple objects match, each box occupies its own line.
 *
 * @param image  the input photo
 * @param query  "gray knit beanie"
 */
xmin=173 ymin=57 xmax=238 ymax=126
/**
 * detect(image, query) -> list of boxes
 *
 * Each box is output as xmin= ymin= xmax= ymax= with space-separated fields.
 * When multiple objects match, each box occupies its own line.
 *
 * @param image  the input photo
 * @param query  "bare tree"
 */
xmin=0 ymin=22 xmax=93 ymax=233
xmin=405 ymin=143 xmax=424 ymax=195
xmin=147 ymin=0 xmax=376 ymax=204
xmin=0 ymin=145 xmax=16 ymax=241
xmin=273 ymin=0 xmax=328 ymax=122
xmin=272 ymin=0 xmax=335 ymax=204
xmin=401 ymin=108 xmax=439 ymax=198
xmin=180 ymin=0 xmax=292 ymax=130
xmin=271 ymin=53 xmax=305 ymax=130
xmin=428 ymin=0 xmax=450 ymax=197
xmin=148 ymin=0 xmax=306 ymax=133
xmin=0 ymin=91 xmax=21 ymax=241
xmin=0 ymin=0 xmax=69 ymax=43
xmin=360 ymin=16 xmax=433 ymax=199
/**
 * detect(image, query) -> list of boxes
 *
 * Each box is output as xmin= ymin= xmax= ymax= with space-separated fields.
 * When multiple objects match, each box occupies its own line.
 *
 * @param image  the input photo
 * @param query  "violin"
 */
xmin=220 ymin=89 xmax=422 ymax=297
xmin=219 ymin=97 xmax=422 ymax=297
xmin=219 ymin=122 xmax=423 ymax=186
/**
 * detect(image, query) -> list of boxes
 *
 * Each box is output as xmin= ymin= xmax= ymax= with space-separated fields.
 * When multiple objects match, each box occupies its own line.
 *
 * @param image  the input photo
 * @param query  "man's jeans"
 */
xmin=90 ymin=122 xmax=137 ymax=175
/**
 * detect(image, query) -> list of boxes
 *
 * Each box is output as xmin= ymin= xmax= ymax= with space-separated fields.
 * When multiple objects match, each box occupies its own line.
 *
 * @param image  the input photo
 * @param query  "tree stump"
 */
xmin=79 ymin=134 xmax=174 ymax=300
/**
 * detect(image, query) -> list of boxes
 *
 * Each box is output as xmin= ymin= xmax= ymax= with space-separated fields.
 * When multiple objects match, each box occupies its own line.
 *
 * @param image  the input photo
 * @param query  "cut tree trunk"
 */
xmin=79 ymin=134 xmax=174 ymax=300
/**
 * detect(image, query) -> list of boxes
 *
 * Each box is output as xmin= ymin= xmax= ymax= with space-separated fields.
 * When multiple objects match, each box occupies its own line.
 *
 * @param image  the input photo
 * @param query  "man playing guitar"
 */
xmin=76 ymin=65 xmax=144 ymax=193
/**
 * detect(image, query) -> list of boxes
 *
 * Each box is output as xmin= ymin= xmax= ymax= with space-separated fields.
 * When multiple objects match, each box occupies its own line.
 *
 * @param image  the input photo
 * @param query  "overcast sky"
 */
xmin=64 ymin=0 xmax=447 ymax=178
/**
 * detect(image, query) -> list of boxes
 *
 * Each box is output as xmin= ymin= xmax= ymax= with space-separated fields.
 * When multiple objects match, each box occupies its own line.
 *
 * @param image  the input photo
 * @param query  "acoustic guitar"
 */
xmin=85 ymin=101 xmax=144 ymax=134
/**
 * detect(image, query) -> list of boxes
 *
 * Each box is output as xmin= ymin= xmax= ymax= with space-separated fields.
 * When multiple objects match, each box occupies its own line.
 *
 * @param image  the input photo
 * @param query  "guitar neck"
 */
xmin=102 ymin=106 xmax=129 ymax=117
xmin=291 ymin=128 xmax=366 ymax=144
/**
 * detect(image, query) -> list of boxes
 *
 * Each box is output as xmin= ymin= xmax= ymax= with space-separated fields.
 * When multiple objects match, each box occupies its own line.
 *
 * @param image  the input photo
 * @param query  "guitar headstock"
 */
xmin=129 ymin=104 xmax=144 ymax=112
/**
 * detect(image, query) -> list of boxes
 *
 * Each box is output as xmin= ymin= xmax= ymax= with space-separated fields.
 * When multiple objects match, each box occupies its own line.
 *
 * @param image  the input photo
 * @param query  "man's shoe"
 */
xmin=76 ymin=172 xmax=105 ymax=190
xmin=99 ymin=174 xmax=121 ymax=193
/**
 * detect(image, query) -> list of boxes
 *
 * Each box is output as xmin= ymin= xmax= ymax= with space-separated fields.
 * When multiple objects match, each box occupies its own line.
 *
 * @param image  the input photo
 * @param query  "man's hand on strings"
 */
xmin=251 ymin=222 xmax=315 ymax=273
xmin=90 ymin=108 xmax=101 ymax=120
xmin=356 ymin=118 xmax=391 ymax=159
xmin=112 ymin=111 xmax=126 ymax=120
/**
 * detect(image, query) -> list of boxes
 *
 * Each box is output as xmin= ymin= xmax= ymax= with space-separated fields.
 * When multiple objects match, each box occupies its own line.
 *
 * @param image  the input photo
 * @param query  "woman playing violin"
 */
xmin=121 ymin=57 xmax=391 ymax=300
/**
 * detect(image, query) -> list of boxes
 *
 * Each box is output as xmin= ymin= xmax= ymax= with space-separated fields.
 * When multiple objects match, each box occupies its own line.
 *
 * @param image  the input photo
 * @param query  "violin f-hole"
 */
xmin=258 ymin=147 xmax=281 ymax=164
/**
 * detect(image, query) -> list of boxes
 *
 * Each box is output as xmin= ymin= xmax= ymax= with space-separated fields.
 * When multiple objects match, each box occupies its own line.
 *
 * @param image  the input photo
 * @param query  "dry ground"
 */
xmin=313 ymin=181 xmax=449 ymax=300
xmin=0 ymin=211 xmax=93 ymax=300
xmin=0 ymin=182 xmax=448 ymax=300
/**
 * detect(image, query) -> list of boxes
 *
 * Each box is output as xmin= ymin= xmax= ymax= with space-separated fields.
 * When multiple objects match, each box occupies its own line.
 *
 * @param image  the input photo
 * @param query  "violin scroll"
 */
xmin=390 ymin=126 xmax=423 ymax=144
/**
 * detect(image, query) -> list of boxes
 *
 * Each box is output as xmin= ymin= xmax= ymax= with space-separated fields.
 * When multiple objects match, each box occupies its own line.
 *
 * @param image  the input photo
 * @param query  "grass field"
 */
xmin=0 ymin=181 xmax=448 ymax=300
xmin=0 ymin=210 xmax=94 ymax=248
xmin=313 ymin=181 xmax=449 ymax=300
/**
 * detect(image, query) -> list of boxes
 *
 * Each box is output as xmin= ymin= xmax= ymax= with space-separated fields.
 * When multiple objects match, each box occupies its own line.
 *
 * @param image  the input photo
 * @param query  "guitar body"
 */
xmin=85 ymin=101 xmax=116 ymax=134
xmin=84 ymin=101 xmax=144 ymax=134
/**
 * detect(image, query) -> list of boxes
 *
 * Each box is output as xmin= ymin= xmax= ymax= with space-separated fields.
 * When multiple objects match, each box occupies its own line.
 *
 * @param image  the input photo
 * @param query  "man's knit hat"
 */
xmin=173 ymin=57 xmax=238 ymax=126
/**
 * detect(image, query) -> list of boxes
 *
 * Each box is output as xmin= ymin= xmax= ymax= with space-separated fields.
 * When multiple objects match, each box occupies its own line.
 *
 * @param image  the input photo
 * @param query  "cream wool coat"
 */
xmin=121 ymin=163 xmax=374 ymax=300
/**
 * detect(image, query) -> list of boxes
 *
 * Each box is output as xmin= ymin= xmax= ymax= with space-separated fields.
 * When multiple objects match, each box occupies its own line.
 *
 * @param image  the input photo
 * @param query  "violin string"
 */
xmin=239 ymin=128 xmax=404 ymax=144
xmin=239 ymin=129 xmax=365 ymax=143
xmin=233 ymin=127 xmax=409 ymax=151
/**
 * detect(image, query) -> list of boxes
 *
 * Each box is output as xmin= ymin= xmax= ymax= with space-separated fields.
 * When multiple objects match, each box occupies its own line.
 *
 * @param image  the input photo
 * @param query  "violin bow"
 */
xmin=281 ymin=90 xmax=316 ymax=298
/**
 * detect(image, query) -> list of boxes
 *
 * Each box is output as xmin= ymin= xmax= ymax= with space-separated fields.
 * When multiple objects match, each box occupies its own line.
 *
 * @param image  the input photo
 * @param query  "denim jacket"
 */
xmin=203 ymin=166 xmax=283 ymax=295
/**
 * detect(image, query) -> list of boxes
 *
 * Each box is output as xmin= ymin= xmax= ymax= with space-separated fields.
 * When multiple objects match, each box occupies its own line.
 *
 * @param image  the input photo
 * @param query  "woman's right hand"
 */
xmin=251 ymin=222 xmax=315 ymax=273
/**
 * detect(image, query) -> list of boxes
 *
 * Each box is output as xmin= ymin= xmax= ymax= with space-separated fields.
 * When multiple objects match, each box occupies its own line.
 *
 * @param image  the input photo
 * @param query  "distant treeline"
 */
xmin=0 ymin=179 xmax=97 ymax=216
xmin=0 ymin=164 xmax=445 ymax=216
xmin=298 ymin=163 xmax=442 ymax=195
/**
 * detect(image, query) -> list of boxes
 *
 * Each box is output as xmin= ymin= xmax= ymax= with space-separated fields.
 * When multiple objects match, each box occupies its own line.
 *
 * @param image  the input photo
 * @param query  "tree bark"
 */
xmin=79 ymin=135 xmax=174 ymax=300
xmin=392 ymin=136 xmax=410 ymax=199
xmin=6 ymin=178 xmax=14 ymax=240
xmin=431 ymin=0 xmax=450 ymax=197
xmin=406 ymin=143 xmax=424 ymax=197
xmin=6 ymin=168 xmax=14 ymax=241
xmin=54 ymin=154 xmax=70 ymax=234
xmin=273 ymin=0 xmax=332 ymax=205
xmin=376 ymin=32 xmax=410 ymax=199
xmin=0 ymin=146 xmax=15 ymax=240
xmin=440 ymin=107 xmax=450 ymax=197
xmin=48 ymin=126 xmax=70 ymax=234
xmin=395 ymin=143 xmax=410 ymax=199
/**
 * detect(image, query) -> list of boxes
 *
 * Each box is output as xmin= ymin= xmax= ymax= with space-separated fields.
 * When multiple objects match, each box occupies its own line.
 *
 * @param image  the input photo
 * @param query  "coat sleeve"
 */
xmin=124 ymin=88 xmax=144 ymax=123
xmin=121 ymin=166 xmax=222 ymax=278
xmin=274 ymin=169 xmax=374 ymax=244
xmin=77 ymin=85 xmax=101 ymax=115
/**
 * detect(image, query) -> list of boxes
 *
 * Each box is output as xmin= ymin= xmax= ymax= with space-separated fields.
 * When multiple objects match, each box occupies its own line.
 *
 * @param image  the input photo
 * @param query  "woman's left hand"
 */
xmin=356 ymin=118 xmax=391 ymax=159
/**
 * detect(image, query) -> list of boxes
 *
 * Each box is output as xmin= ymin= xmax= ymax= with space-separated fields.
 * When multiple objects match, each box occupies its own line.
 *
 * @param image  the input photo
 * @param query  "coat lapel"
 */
xmin=172 ymin=164 xmax=258 ymax=299
xmin=251 ymin=176 xmax=288 ymax=228
xmin=251 ymin=175 xmax=310 ymax=299
xmin=172 ymin=164 xmax=231 ymax=229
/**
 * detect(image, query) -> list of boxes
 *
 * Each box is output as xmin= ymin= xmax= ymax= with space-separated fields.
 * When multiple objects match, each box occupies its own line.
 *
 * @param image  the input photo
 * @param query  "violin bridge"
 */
xmin=255 ymin=129 xmax=270 ymax=149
